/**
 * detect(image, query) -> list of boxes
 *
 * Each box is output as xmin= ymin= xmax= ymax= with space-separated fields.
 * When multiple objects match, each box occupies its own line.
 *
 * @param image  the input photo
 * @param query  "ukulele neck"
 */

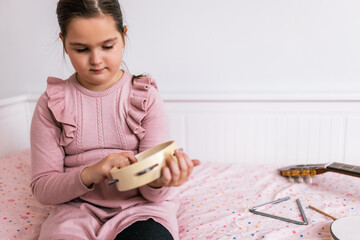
xmin=326 ymin=162 xmax=360 ymax=178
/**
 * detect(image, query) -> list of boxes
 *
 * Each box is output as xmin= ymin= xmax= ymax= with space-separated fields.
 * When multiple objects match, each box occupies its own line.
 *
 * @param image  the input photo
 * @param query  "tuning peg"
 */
xmin=305 ymin=175 xmax=313 ymax=184
xmin=296 ymin=177 xmax=304 ymax=183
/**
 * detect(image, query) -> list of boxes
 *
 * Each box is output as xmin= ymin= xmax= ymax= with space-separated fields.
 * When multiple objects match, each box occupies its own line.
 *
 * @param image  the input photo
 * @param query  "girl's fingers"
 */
xmin=176 ymin=150 xmax=198 ymax=180
xmin=192 ymin=159 xmax=201 ymax=166
xmin=161 ymin=166 xmax=172 ymax=185
xmin=167 ymin=156 xmax=180 ymax=183
xmin=167 ymin=151 xmax=192 ymax=186
xmin=187 ymin=159 xmax=201 ymax=175
xmin=185 ymin=158 xmax=194 ymax=178
xmin=109 ymin=152 xmax=138 ymax=169
xmin=148 ymin=151 xmax=200 ymax=188
xmin=115 ymin=152 xmax=137 ymax=164
xmin=115 ymin=159 xmax=130 ymax=169
xmin=124 ymin=152 xmax=138 ymax=164
xmin=175 ymin=150 xmax=189 ymax=179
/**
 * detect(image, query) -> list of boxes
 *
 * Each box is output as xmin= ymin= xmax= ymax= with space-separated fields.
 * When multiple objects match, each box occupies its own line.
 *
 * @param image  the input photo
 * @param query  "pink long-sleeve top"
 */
xmin=30 ymin=71 xmax=179 ymax=240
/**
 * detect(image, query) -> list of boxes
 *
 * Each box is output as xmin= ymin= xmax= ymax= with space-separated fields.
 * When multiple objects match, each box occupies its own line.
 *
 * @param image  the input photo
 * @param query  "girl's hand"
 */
xmin=148 ymin=149 xmax=200 ymax=188
xmin=81 ymin=152 xmax=137 ymax=187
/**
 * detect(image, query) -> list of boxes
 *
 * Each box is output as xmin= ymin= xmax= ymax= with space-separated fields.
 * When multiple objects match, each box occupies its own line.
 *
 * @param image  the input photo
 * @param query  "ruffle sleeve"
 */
xmin=45 ymin=77 xmax=76 ymax=147
xmin=126 ymin=75 xmax=159 ymax=140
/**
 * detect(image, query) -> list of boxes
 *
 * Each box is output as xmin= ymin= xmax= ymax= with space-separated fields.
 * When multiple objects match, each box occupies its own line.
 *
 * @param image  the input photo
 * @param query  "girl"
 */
xmin=30 ymin=0 xmax=200 ymax=239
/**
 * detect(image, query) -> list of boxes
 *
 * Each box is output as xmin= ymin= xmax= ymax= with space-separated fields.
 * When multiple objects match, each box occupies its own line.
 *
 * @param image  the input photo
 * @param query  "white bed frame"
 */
xmin=2 ymin=93 xmax=360 ymax=165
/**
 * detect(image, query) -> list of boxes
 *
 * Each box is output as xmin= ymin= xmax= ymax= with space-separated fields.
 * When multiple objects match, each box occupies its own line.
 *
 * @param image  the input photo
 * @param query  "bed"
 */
xmin=1 ymin=94 xmax=360 ymax=239
xmin=1 ymin=149 xmax=360 ymax=239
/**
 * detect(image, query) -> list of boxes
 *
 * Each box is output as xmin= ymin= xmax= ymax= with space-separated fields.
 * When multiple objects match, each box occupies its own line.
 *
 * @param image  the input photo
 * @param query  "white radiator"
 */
xmin=1 ymin=94 xmax=360 ymax=165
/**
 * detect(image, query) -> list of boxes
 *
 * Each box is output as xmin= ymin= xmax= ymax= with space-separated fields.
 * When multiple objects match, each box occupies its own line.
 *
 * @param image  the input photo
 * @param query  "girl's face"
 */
xmin=61 ymin=15 xmax=125 ymax=91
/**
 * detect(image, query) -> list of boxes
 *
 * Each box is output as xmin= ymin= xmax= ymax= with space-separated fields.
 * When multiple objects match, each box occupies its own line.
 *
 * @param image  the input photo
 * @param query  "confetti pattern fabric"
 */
xmin=177 ymin=163 xmax=360 ymax=240
xmin=1 ymin=150 xmax=359 ymax=239
xmin=0 ymin=149 xmax=52 ymax=239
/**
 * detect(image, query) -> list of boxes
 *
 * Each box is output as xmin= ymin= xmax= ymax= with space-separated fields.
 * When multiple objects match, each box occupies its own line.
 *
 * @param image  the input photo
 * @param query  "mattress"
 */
xmin=1 ymin=150 xmax=359 ymax=239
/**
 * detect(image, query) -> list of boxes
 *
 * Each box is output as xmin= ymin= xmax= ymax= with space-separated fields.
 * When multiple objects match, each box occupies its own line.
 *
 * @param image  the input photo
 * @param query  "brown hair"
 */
xmin=56 ymin=0 xmax=125 ymax=39
xmin=56 ymin=0 xmax=144 ymax=82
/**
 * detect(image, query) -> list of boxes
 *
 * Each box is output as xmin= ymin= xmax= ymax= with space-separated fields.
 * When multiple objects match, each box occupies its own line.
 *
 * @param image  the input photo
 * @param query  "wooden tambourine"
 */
xmin=330 ymin=216 xmax=360 ymax=240
xmin=110 ymin=141 xmax=178 ymax=191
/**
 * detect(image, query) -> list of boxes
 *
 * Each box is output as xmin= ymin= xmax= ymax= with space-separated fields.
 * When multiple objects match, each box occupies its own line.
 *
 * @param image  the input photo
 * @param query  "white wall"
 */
xmin=1 ymin=0 xmax=360 ymax=99
xmin=0 ymin=0 xmax=64 ymax=98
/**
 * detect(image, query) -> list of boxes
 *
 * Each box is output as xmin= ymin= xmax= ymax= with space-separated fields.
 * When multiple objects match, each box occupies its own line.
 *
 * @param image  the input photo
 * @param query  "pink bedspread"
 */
xmin=0 ymin=150 xmax=53 ymax=239
xmin=1 ymin=150 xmax=359 ymax=239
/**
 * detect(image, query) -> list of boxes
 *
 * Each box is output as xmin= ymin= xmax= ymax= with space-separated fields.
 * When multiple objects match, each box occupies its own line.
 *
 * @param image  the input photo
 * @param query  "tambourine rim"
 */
xmin=136 ymin=140 xmax=176 ymax=161
xmin=110 ymin=140 xmax=176 ymax=174
xmin=110 ymin=140 xmax=178 ymax=191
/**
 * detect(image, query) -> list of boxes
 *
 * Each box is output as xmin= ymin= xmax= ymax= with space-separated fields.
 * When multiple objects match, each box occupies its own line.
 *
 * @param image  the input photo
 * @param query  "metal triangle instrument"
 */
xmin=249 ymin=196 xmax=308 ymax=225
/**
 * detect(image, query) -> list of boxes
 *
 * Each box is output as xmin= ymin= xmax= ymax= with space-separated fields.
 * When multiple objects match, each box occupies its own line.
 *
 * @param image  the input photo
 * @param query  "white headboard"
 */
xmin=2 ymin=94 xmax=360 ymax=165
xmin=0 ymin=95 xmax=35 ymax=158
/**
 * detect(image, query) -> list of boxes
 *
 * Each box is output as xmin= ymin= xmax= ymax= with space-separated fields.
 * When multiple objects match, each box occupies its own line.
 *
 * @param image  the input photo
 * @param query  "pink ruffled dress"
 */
xmin=30 ymin=71 xmax=179 ymax=240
